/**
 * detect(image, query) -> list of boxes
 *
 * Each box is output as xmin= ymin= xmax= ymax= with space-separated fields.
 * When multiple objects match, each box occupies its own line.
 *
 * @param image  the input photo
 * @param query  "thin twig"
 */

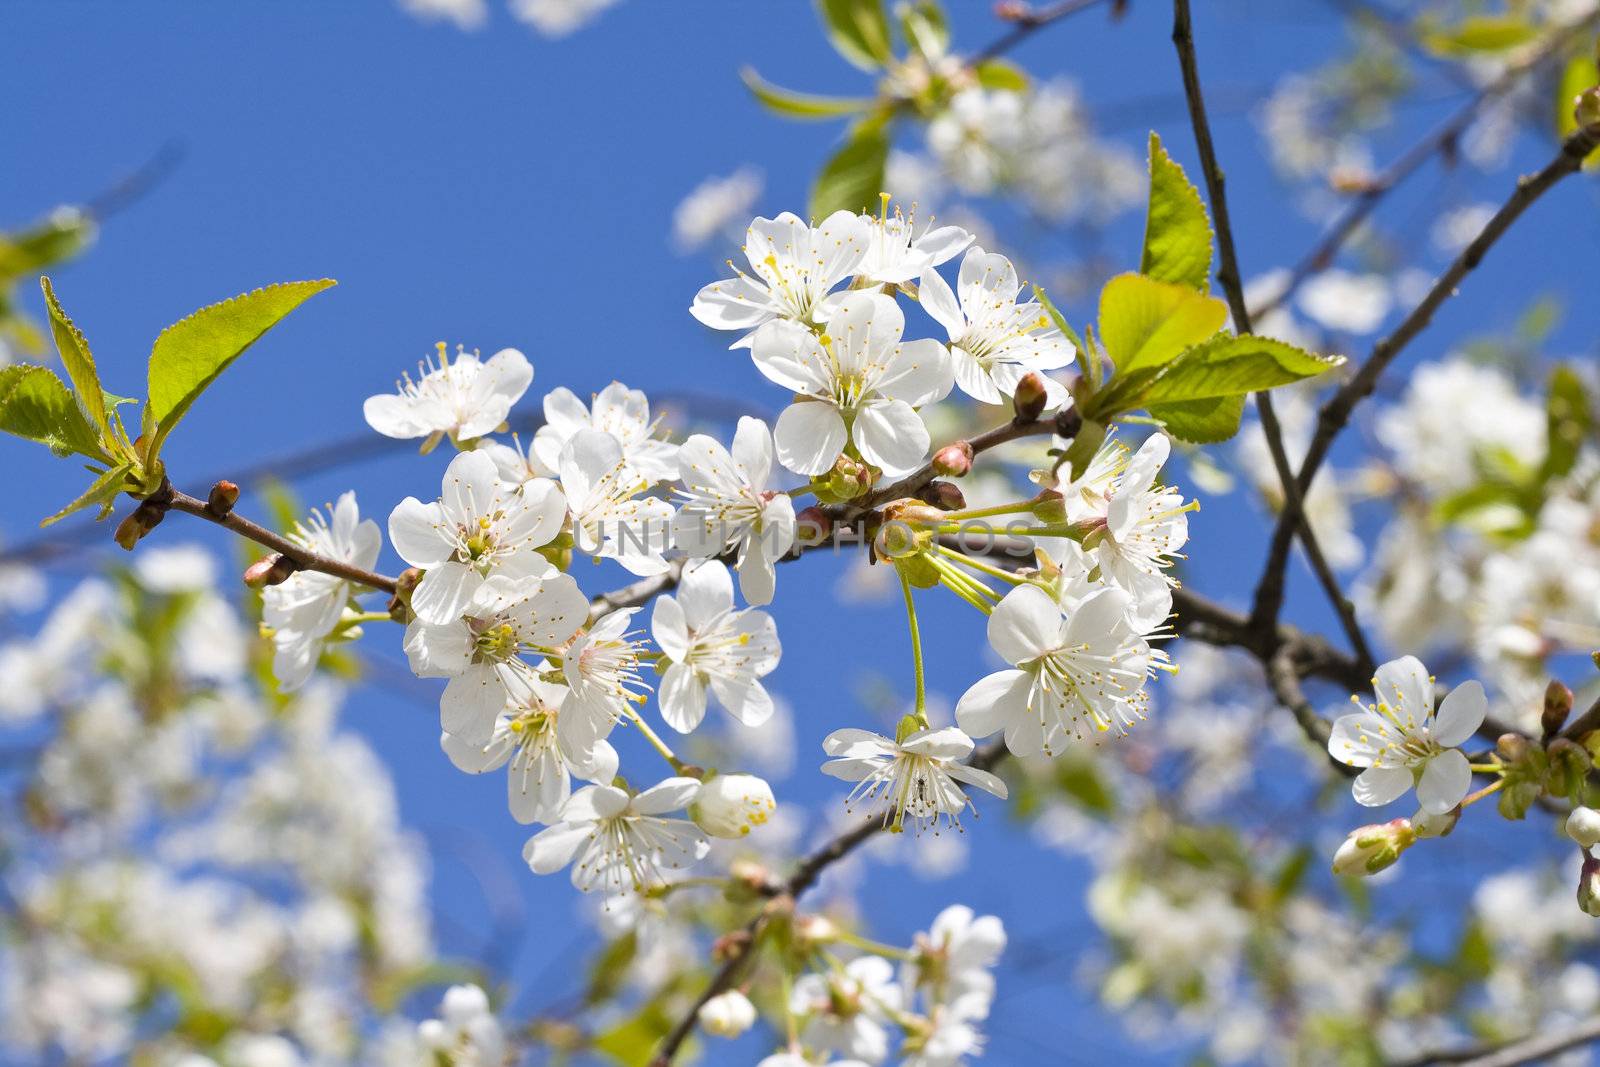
xmin=1255 ymin=120 xmax=1600 ymax=624
xmin=1170 ymin=0 xmax=1376 ymax=669
xmin=1390 ymin=1014 xmax=1600 ymax=1067
xmin=1253 ymin=12 xmax=1600 ymax=319
xmin=971 ymin=0 xmax=1119 ymax=65
xmin=165 ymin=487 xmax=399 ymax=595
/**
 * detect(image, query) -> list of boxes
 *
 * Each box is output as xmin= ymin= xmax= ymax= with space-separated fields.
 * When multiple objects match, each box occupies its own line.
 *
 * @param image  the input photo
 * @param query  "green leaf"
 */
xmin=817 ymin=0 xmax=894 ymax=71
xmin=740 ymin=67 xmax=876 ymax=120
xmin=39 ymin=277 xmax=112 ymax=442
xmin=975 ymin=58 xmax=1029 ymax=92
xmin=1148 ymin=394 xmax=1247 ymax=443
xmin=0 ymin=209 xmax=95 ymax=280
xmin=811 ymin=121 xmax=890 ymax=219
xmin=0 ymin=363 xmax=106 ymax=458
xmin=593 ymin=1002 xmax=679 ymax=1067
xmin=1557 ymin=54 xmax=1600 ymax=170
xmin=1422 ymin=15 xmax=1538 ymax=57
xmin=1139 ymin=132 xmax=1213 ymax=293
xmin=41 ymin=461 xmax=134 ymax=527
xmin=899 ymin=0 xmax=949 ymax=60
xmin=1033 ymin=284 xmax=1091 ymax=383
xmin=1139 ymin=333 xmax=1344 ymax=406
xmin=1097 ymin=272 xmax=1227 ymax=373
xmin=1541 ymin=364 xmax=1592 ymax=483
xmin=145 ymin=279 xmax=336 ymax=454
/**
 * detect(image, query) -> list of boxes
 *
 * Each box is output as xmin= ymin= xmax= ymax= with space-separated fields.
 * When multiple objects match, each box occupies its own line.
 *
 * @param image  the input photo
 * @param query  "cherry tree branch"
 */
xmin=1254 ymin=11 xmax=1600 ymax=319
xmin=1170 ymin=0 xmax=1377 ymax=671
xmin=971 ymin=0 xmax=1121 ymax=65
xmin=1254 ymin=119 xmax=1600 ymax=627
xmin=162 ymin=484 xmax=400 ymax=595
xmin=1393 ymin=1015 xmax=1600 ymax=1067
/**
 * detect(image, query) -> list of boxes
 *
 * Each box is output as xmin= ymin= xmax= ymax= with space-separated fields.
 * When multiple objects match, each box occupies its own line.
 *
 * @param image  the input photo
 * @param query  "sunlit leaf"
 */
xmin=741 ymin=67 xmax=876 ymax=120
xmin=811 ymin=120 xmax=890 ymax=218
xmin=1139 ymin=132 xmax=1213 ymax=293
xmin=40 ymin=276 xmax=112 ymax=442
xmin=817 ymin=0 xmax=894 ymax=71
xmin=1097 ymin=272 xmax=1227 ymax=372
xmin=0 ymin=363 xmax=106 ymax=459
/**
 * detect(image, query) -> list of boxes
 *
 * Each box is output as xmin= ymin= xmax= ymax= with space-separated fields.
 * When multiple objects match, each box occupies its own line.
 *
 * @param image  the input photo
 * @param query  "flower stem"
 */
xmin=624 ymin=706 xmax=684 ymax=774
xmin=899 ymin=568 xmax=929 ymax=725
xmin=1461 ymin=778 xmax=1506 ymax=807
xmin=933 ymin=542 xmax=1026 ymax=585
xmin=934 ymin=499 xmax=1038 ymax=522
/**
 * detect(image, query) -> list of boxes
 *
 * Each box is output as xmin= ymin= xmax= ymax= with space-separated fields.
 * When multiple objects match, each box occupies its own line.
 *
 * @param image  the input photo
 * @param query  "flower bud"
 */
xmin=918 ymin=480 xmax=966 ymax=512
xmin=796 ymin=504 xmax=833 ymax=547
xmin=1497 ymin=732 xmax=1530 ymax=762
xmin=698 ymin=990 xmax=757 ymax=1039
xmin=1568 ymin=807 xmax=1600 ymax=850
xmin=243 ymin=553 xmax=297 ymax=588
xmin=1544 ymin=679 xmax=1575 ymax=738
xmin=711 ymin=928 xmax=753 ymax=962
xmin=206 ymin=480 xmax=240 ymax=517
xmin=1332 ymin=818 xmax=1416 ymax=877
xmin=931 ymin=441 xmax=974 ymax=478
xmin=113 ymin=499 xmax=167 ymax=550
xmin=793 ymin=913 xmax=838 ymax=947
xmin=1013 ymin=372 xmax=1049 ymax=422
xmin=995 ymin=1 xmax=1030 ymax=22
xmin=1576 ymin=86 xmax=1600 ymax=129
xmin=1412 ymin=807 xmax=1459 ymax=839
xmin=692 ymin=774 xmax=776 ymax=839
xmin=1580 ymin=854 xmax=1600 ymax=917
xmin=1030 ymin=489 xmax=1067 ymax=523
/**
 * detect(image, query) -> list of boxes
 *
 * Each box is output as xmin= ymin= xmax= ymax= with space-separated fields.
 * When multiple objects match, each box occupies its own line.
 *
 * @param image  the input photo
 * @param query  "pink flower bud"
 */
xmin=919 ymin=480 xmax=966 ymax=512
xmin=1013 ymin=372 xmax=1049 ymax=422
xmin=932 ymin=441 xmax=974 ymax=477
xmin=243 ymin=553 xmax=297 ymax=588
xmin=207 ymin=480 xmax=240 ymax=516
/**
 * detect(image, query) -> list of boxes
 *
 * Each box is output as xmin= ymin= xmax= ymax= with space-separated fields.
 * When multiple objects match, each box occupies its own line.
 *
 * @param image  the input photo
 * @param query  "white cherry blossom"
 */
xmin=1329 ymin=656 xmax=1487 ymax=814
xmin=363 ymin=344 xmax=532 ymax=447
xmin=690 ymin=211 xmax=869 ymax=346
xmin=523 ymin=777 xmax=709 ymax=893
xmin=955 ymin=583 xmax=1154 ymax=757
xmin=753 ymin=292 xmax=952 ymax=476
xmin=673 ymin=416 xmax=796 ymax=606
xmin=698 ymin=989 xmax=758 ymax=1037
xmin=403 ymin=573 xmax=589 ymax=748
xmin=562 ymin=606 xmax=651 ymax=732
xmin=389 ymin=449 xmax=567 ymax=626
xmin=790 ymin=955 xmax=904 ymax=1064
xmin=532 ymin=382 xmax=680 ymax=484
xmin=908 ymin=905 xmax=1005 ymax=1022
xmin=262 ymin=492 xmax=381 ymax=692
xmin=821 ymin=725 xmax=1006 ymax=833
xmin=440 ymin=669 xmax=618 ymax=824
xmin=650 ymin=560 xmax=779 ymax=734
xmin=1091 ymin=433 xmax=1190 ymax=632
xmin=856 ymin=202 xmax=972 ymax=286
xmin=920 ymin=247 xmax=1072 ymax=406
xmin=558 ymin=430 xmax=674 ymax=576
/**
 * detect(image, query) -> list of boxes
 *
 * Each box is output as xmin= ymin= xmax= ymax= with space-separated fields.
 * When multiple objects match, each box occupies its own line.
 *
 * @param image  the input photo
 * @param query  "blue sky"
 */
xmin=4 ymin=1 xmax=1599 ymax=1063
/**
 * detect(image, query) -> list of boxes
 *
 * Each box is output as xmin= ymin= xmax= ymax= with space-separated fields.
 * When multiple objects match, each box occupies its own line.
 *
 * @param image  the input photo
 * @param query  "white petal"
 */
xmin=955 ymin=670 xmax=1031 ymax=741
xmin=1352 ymin=764 xmax=1413 ymax=807
xmin=852 ymin=398 xmax=929 ymax=476
xmin=987 ymin=585 xmax=1061 ymax=664
xmin=632 ymin=776 xmax=702 ymax=815
xmin=1431 ymin=680 xmax=1486 ymax=748
xmin=411 ymin=561 xmax=484 ymax=626
xmin=650 ymin=595 xmax=692 ymax=663
xmin=774 ymin=401 xmax=848 ymax=476
xmin=918 ymin=265 xmax=967 ymax=340
xmin=691 ymin=275 xmax=774 ymax=331
xmin=388 ymin=498 xmax=453 ymax=568
xmin=523 ymin=822 xmax=591 ymax=874
xmin=1373 ymin=655 xmax=1433 ymax=732
xmin=1417 ymin=749 xmax=1471 ymax=814
xmin=1327 ymin=711 xmax=1393 ymax=769
xmin=441 ymin=665 xmax=506 ymax=748
xmin=659 ymin=663 xmax=708 ymax=734
xmin=677 ymin=559 xmax=734 ymax=630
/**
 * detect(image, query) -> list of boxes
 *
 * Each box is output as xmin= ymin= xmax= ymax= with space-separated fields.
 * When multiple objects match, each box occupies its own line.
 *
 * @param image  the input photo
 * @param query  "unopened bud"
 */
xmin=994 ymin=1 xmax=1030 ymax=21
xmin=692 ymin=774 xmax=776 ymax=839
xmin=728 ymin=859 xmax=774 ymax=893
xmin=206 ymin=480 xmax=240 ymax=516
xmin=1580 ymin=854 xmax=1600 ymax=917
xmin=1332 ymin=818 xmax=1416 ymax=877
xmin=931 ymin=441 xmax=974 ymax=478
xmin=698 ymin=990 xmax=757 ymax=1039
xmin=796 ymin=505 xmax=833 ymax=547
xmin=1568 ymin=807 xmax=1600 ymax=850
xmin=711 ymin=929 xmax=753 ymax=963
xmin=1544 ymin=680 xmax=1575 ymax=738
xmin=811 ymin=455 xmax=873 ymax=504
xmin=1013 ymin=372 xmax=1049 ymax=422
xmin=1412 ymin=807 xmax=1459 ymax=839
xmin=1497 ymin=733 xmax=1530 ymax=762
xmin=112 ymin=499 xmax=166 ymax=550
xmin=1576 ymin=86 xmax=1600 ymax=129
xmin=793 ymin=913 xmax=838 ymax=946
xmin=918 ymin=480 xmax=966 ymax=512
xmin=243 ymin=553 xmax=297 ymax=588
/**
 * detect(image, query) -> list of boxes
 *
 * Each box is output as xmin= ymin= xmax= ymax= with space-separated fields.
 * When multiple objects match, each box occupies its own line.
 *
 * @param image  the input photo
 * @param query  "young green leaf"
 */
xmin=0 ymin=210 xmax=95 ymax=281
xmin=1148 ymin=394 xmax=1247 ymax=444
xmin=145 ymin=278 xmax=336 ymax=456
xmin=1139 ymin=333 xmax=1344 ymax=406
xmin=0 ymin=363 xmax=107 ymax=459
xmin=1032 ymin=285 xmax=1094 ymax=387
xmin=1139 ymin=132 xmax=1213 ymax=292
xmin=1421 ymin=14 xmax=1538 ymax=57
xmin=1097 ymin=272 xmax=1227 ymax=373
xmin=811 ymin=121 xmax=890 ymax=219
xmin=817 ymin=0 xmax=894 ymax=71
xmin=740 ymin=67 xmax=876 ymax=120
xmin=39 ymin=277 xmax=113 ymax=443
xmin=975 ymin=58 xmax=1029 ymax=92
xmin=41 ymin=461 xmax=135 ymax=527
xmin=899 ymin=0 xmax=949 ymax=60
xmin=1541 ymin=364 xmax=1592 ymax=484
xmin=1557 ymin=54 xmax=1600 ymax=171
